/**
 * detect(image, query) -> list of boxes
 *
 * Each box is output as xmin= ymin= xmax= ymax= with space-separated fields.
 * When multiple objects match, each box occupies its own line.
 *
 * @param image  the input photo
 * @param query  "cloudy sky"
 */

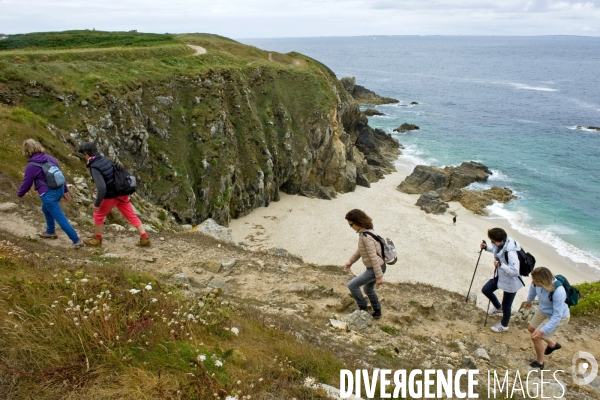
xmin=1 ymin=0 xmax=599 ymax=38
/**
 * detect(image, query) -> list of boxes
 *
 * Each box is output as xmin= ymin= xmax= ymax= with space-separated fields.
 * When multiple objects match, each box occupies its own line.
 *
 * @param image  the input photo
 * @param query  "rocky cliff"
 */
xmin=0 ymin=32 xmax=400 ymax=226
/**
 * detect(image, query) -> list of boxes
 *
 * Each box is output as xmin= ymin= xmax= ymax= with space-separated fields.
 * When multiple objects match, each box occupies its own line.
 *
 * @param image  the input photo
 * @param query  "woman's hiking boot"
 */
xmin=83 ymin=237 xmax=102 ymax=247
xmin=38 ymin=232 xmax=58 ymax=239
xmin=490 ymin=323 xmax=509 ymax=333
xmin=371 ymin=308 xmax=382 ymax=319
xmin=136 ymin=237 xmax=152 ymax=247
xmin=487 ymin=306 xmax=503 ymax=316
xmin=544 ymin=343 xmax=562 ymax=356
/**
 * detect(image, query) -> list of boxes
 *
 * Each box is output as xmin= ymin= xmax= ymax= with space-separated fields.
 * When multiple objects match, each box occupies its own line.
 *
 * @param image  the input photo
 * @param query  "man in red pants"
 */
xmin=77 ymin=142 xmax=151 ymax=248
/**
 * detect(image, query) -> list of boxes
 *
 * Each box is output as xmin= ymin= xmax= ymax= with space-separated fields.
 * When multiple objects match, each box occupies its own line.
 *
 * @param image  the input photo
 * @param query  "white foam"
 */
xmin=394 ymin=145 xmax=435 ymax=173
xmin=489 ymin=169 xmax=510 ymax=182
xmin=567 ymin=125 xmax=600 ymax=133
xmin=487 ymin=202 xmax=600 ymax=270
xmin=509 ymin=83 xmax=558 ymax=92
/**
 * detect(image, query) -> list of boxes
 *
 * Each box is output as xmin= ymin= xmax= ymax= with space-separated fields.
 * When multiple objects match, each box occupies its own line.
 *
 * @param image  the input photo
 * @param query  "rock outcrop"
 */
xmin=397 ymin=162 xmax=491 ymax=194
xmin=459 ymin=187 xmax=516 ymax=215
xmin=0 ymin=45 xmax=402 ymax=227
xmin=393 ymin=123 xmax=419 ymax=133
xmin=340 ymin=76 xmax=399 ymax=105
xmin=363 ymin=108 xmax=384 ymax=116
xmin=416 ymin=191 xmax=448 ymax=214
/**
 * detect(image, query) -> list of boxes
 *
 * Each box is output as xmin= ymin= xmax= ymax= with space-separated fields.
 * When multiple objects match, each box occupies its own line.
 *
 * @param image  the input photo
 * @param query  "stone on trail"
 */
xmin=192 ymin=218 xmax=233 ymax=243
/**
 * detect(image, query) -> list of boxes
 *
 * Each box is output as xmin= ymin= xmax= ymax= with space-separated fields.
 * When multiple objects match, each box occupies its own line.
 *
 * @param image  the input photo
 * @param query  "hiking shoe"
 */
xmin=530 ymin=360 xmax=544 ymax=369
xmin=544 ymin=343 xmax=562 ymax=356
xmin=83 ymin=237 xmax=103 ymax=247
xmin=136 ymin=237 xmax=152 ymax=247
xmin=490 ymin=323 xmax=509 ymax=333
xmin=488 ymin=306 xmax=503 ymax=316
xmin=38 ymin=232 xmax=58 ymax=239
xmin=70 ymin=241 xmax=84 ymax=250
xmin=371 ymin=309 xmax=382 ymax=319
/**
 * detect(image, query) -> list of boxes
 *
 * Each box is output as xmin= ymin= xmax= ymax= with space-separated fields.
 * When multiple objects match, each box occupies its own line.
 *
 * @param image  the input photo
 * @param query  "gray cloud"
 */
xmin=0 ymin=0 xmax=598 ymax=37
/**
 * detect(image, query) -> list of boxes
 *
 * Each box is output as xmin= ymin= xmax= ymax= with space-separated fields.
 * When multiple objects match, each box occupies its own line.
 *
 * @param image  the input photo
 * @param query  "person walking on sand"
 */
xmin=343 ymin=209 xmax=386 ymax=319
xmin=17 ymin=139 xmax=84 ymax=249
xmin=480 ymin=227 xmax=523 ymax=333
xmin=525 ymin=267 xmax=570 ymax=369
xmin=77 ymin=142 xmax=151 ymax=248
xmin=453 ymin=215 xmax=457 ymax=225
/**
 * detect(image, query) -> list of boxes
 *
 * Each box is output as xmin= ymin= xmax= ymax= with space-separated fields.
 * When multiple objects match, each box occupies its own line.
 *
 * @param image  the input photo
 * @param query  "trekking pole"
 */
xmin=465 ymin=240 xmax=486 ymax=303
xmin=484 ymin=265 xmax=498 ymax=327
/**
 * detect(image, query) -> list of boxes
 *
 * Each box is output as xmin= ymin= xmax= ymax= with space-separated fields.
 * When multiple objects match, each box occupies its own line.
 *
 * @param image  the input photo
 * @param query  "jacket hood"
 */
xmin=496 ymin=237 xmax=521 ymax=257
xmin=29 ymin=153 xmax=49 ymax=163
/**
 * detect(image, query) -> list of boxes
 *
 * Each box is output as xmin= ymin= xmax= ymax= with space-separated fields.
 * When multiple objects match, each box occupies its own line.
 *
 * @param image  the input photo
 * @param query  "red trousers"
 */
xmin=93 ymin=196 xmax=142 ymax=227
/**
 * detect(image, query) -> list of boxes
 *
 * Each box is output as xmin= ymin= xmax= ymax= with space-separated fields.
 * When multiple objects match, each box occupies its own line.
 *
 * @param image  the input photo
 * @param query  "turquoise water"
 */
xmin=240 ymin=36 xmax=600 ymax=270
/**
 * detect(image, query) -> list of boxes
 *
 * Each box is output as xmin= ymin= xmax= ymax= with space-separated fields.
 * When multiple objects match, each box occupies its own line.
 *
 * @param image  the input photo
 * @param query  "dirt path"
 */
xmin=186 ymin=44 xmax=207 ymax=55
xmin=1 ymin=206 xmax=599 ymax=398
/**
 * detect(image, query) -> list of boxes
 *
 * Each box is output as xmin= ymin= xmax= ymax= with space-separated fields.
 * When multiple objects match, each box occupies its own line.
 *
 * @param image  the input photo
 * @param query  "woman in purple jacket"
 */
xmin=17 ymin=139 xmax=83 ymax=249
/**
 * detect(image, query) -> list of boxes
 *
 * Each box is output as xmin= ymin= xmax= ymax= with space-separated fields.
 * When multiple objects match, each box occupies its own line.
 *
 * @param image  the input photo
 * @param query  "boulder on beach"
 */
xmin=588 ymin=126 xmax=600 ymax=131
xmin=416 ymin=191 xmax=449 ymax=214
xmin=459 ymin=187 xmax=516 ymax=215
xmin=397 ymin=162 xmax=491 ymax=194
xmin=393 ymin=123 xmax=419 ymax=133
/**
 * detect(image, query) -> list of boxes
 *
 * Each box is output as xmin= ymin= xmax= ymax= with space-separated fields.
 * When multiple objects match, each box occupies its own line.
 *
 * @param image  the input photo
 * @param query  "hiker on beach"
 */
xmin=525 ymin=267 xmax=570 ymax=369
xmin=343 ymin=209 xmax=385 ymax=319
xmin=453 ymin=215 xmax=457 ymax=225
xmin=480 ymin=227 xmax=523 ymax=333
xmin=77 ymin=142 xmax=151 ymax=248
xmin=17 ymin=139 xmax=84 ymax=249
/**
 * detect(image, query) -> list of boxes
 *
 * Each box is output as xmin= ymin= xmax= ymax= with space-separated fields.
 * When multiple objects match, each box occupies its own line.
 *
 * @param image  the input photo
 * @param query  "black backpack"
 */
xmin=112 ymin=164 xmax=137 ymax=196
xmin=504 ymin=248 xmax=536 ymax=277
xmin=550 ymin=275 xmax=580 ymax=307
xmin=29 ymin=161 xmax=66 ymax=190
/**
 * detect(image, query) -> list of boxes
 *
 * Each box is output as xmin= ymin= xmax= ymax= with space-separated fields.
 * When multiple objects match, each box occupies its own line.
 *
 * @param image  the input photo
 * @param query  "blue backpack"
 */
xmin=550 ymin=275 xmax=580 ymax=307
xmin=29 ymin=161 xmax=66 ymax=190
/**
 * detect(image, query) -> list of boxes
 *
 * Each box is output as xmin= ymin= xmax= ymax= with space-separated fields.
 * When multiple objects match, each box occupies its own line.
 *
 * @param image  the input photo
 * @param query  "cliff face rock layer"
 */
xmin=0 ymin=32 xmax=400 ymax=226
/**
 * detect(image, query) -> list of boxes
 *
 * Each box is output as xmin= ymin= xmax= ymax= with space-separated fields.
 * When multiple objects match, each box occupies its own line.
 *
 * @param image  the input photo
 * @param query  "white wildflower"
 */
xmin=81 ymin=278 xmax=89 ymax=283
xmin=151 ymin=298 xmax=158 ymax=303
xmin=215 ymin=360 xmax=223 ymax=367
xmin=197 ymin=354 xmax=206 ymax=362
xmin=129 ymin=289 xmax=141 ymax=294
xmin=145 ymin=285 xmax=152 ymax=291
xmin=231 ymin=327 xmax=239 ymax=336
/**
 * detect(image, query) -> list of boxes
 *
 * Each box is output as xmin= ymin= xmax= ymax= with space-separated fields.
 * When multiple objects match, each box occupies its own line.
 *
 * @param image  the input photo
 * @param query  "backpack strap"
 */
xmin=549 ymin=279 xmax=563 ymax=302
xmin=362 ymin=231 xmax=385 ymax=260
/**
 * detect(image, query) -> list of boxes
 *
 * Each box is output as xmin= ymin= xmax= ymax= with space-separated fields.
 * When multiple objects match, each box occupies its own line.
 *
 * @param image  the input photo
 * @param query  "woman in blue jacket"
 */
xmin=525 ymin=267 xmax=570 ymax=369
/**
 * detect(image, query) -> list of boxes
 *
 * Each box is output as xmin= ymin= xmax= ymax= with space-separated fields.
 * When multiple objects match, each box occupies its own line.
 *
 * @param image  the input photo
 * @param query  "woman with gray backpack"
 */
xmin=16 ymin=139 xmax=83 ymax=249
xmin=343 ymin=209 xmax=390 ymax=319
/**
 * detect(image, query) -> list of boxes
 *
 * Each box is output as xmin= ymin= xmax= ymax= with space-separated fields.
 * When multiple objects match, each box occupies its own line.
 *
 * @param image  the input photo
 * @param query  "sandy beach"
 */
xmin=230 ymin=167 xmax=600 ymax=310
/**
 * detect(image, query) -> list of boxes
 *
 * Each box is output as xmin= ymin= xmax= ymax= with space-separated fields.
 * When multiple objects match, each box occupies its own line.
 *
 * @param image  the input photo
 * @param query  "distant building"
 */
xmin=0 ymin=34 xmax=7 ymax=40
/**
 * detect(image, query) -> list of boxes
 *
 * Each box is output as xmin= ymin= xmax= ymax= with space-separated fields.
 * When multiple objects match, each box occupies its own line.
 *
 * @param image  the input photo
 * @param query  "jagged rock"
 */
xmin=197 ymin=260 xmax=222 ymax=274
xmin=416 ymin=191 xmax=449 ymax=214
xmin=363 ymin=108 xmax=384 ymax=116
xmin=221 ymin=258 xmax=237 ymax=271
xmin=193 ymin=218 xmax=233 ymax=243
xmin=290 ymin=283 xmax=320 ymax=296
xmin=436 ymin=187 xmax=463 ymax=202
xmin=393 ymin=123 xmax=419 ymax=133
xmin=330 ymin=319 xmax=348 ymax=331
xmin=460 ymin=187 xmax=516 ymax=216
xmin=397 ymin=162 xmax=491 ymax=194
xmin=108 ymin=223 xmax=125 ymax=231
xmin=587 ymin=126 xmax=600 ymax=131
xmin=461 ymin=356 xmax=477 ymax=369
xmin=341 ymin=310 xmax=373 ymax=330
xmin=0 ymin=202 xmax=18 ymax=212
xmin=208 ymin=277 xmax=229 ymax=291
xmin=271 ymin=248 xmax=292 ymax=258
xmin=410 ymin=102 xmax=418 ymax=105
xmin=101 ymin=253 xmax=119 ymax=258
xmin=172 ymin=273 xmax=190 ymax=284
xmin=474 ymin=348 xmax=490 ymax=361
xmin=340 ymin=76 xmax=398 ymax=105
xmin=336 ymin=295 xmax=356 ymax=312
xmin=180 ymin=224 xmax=193 ymax=231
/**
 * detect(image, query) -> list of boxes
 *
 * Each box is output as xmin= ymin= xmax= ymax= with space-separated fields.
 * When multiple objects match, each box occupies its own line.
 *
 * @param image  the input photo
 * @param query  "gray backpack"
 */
xmin=29 ymin=161 xmax=66 ymax=190
xmin=363 ymin=231 xmax=398 ymax=265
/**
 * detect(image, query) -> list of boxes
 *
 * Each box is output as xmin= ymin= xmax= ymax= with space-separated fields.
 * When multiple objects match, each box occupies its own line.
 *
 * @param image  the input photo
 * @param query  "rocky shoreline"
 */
xmin=397 ymin=162 xmax=516 ymax=215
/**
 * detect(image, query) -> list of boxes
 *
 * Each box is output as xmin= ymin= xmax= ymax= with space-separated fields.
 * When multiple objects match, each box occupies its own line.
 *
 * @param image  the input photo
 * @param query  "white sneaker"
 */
xmin=488 ymin=306 xmax=503 ymax=316
xmin=491 ymin=323 xmax=509 ymax=333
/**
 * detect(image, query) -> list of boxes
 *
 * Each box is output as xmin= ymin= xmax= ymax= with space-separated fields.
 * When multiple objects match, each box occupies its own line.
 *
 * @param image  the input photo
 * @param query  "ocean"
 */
xmin=239 ymin=36 xmax=600 ymax=271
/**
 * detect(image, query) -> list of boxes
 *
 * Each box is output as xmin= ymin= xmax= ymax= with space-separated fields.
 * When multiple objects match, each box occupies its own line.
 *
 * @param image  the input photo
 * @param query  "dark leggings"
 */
xmin=482 ymin=278 xmax=517 ymax=327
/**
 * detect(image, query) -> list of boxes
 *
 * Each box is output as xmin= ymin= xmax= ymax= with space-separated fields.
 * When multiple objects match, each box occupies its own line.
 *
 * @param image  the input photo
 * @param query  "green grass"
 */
xmin=0 ymin=30 xmax=178 ymax=51
xmin=571 ymin=281 xmax=600 ymax=317
xmin=0 ymin=243 xmax=348 ymax=399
